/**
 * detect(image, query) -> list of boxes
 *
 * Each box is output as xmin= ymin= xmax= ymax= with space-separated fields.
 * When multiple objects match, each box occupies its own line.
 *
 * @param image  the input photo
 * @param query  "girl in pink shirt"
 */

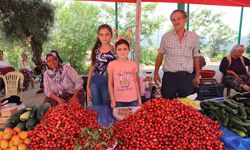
xmin=107 ymin=39 xmax=141 ymax=108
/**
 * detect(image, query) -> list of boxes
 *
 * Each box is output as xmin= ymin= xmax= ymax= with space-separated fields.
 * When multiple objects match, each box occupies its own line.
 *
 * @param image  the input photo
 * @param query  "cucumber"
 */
xmin=223 ymin=113 xmax=229 ymax=127
xmin=245 ymin=108 xmax=250 ymax=116
xmin=230 ymin=122 xmax=248 ymax=133
xmin=201 ymin=101 xmax=215 ymax=108
xmin=215 ymin=109 xmax=224 ymax=120
xmin=231 ymin=128 xmax=247 ymax=137
xmin=208 ymin=110 xmax=219 ymax=121
xmin=221 ymin=108 xmax=226 ymax=114
xmin=37 ymin=102 xmax=51 ymax=121
xmin=29 ymin=108 xmax=37 ymax=119
xmin=230 ymin=115 xmax=243 ymax=122
xmin=238 ymin=115 xmax=247 ymax=120
xmin=230 ymin=117 xmax=250 ymax=126
xmin=224 ymin=100 xmax=238 ymax=109
xmin=210 ymin=101 xmax=225 ymax=108
xmin=223 ymin=105 xmax=238 ymax=115
xmin=20 ymin=111 xmax=31 ymax=122
xmin=239 ymin=104 xmax=247 ymax=117
xmin=9 ymin=109 xmax=26 ymax=125
xmin=26 ymin=118 xmax=39 ymax=130
xmin=17 ymin=122 xmax=27 ymax=131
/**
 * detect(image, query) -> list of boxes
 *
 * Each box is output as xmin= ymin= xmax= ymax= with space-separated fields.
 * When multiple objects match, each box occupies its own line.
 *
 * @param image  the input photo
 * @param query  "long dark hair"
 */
xmin=91 ymin=24 xmax=113 ymax=65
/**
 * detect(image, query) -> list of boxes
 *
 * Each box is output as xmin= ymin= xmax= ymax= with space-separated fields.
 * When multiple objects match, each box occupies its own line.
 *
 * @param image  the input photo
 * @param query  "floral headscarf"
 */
xmin=45 ymin=51 xmax=64 ymax=84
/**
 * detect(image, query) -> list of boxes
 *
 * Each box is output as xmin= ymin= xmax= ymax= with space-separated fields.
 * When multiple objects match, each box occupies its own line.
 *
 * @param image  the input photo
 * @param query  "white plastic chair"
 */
xmin=0 ymin=71 xmax=24 ymax=100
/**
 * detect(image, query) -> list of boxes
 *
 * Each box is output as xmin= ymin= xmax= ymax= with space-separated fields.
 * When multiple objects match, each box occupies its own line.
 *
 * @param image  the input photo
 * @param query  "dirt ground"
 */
xmin=0 ymin=81 xmax=45 ymax=107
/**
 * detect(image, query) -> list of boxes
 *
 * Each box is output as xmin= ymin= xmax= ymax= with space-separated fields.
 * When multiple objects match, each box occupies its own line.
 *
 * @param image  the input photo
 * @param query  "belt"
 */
xmin=164 ymin=71 xmax=191 ymax=75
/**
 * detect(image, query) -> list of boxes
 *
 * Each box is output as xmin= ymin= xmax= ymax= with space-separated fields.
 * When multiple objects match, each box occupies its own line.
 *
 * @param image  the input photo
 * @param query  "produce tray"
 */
xmin=200 ymin=97 xmax=250 ymax=150
xmin=113 ymin=106 xmax=140 ymax=120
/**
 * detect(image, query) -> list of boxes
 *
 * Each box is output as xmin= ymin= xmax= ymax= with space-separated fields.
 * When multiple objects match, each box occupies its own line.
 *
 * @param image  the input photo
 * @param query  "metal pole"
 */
xmin=135 ymin=0 xmax=141 ymax=69
xmin=186 ymin=4 xmax=190 ymax=30
xmin=115 ymin=2 xmax=118 ymax=36
xmin=238 ymin=7 xmax=244 ymax=44
xmin=177 ymin=3 xmax=185 ymax=10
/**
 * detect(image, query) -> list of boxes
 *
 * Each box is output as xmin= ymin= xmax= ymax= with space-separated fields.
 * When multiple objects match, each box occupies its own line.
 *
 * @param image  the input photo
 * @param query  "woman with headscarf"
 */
xmin=43 ymin=51 xmax=84 ymax=106
xmin=219 ymin=44 xmax=250 ymax=92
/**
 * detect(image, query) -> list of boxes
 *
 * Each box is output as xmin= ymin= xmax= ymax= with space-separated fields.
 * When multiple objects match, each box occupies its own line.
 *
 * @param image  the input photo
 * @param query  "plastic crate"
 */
xmin=197 ymin=83 xmax=224 ymax=100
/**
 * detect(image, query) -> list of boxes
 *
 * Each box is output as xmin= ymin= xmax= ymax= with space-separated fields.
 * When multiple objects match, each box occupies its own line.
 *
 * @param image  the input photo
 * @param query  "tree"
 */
xmin=189 ymin=9 xmax=236 ymax=58
xmin=246 ymin=33 xmax=250 ymax=55
xmin=0 ymin=0 xmax=55 ymax=65
xmin=44 ymin=2 xmax=100 ymax=73
xmin=102 ymin=3 xmax=165 ymax=63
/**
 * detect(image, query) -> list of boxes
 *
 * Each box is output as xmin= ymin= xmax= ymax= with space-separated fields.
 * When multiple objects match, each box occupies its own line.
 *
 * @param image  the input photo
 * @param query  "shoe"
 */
xmin=36 ymin=89 xmax=44 ymax=94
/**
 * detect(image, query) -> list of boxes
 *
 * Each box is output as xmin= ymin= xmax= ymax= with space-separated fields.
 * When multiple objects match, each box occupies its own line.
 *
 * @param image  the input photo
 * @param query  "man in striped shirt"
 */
xmin=154 ymin=9 xmax=201 ymax=100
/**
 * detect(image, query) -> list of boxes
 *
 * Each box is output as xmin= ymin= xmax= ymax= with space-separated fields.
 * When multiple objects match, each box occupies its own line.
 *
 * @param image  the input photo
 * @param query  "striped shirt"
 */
xmin=158 ymin=30 xmax=200 ymax=73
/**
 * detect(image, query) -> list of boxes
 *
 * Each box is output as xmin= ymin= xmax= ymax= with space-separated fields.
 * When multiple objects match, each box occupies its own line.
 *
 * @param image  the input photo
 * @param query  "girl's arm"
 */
xmin=87 ymin=65 xmax=94 ymax=98
xmin=108 ymin=69 xmax=116 ymax=108
xmin=134 ymin=69 xmax=142 ymax=105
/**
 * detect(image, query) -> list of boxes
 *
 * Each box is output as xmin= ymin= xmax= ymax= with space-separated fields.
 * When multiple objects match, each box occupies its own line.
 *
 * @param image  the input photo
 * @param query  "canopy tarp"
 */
xmin=85 ymin=0 xmax=250 ymax=7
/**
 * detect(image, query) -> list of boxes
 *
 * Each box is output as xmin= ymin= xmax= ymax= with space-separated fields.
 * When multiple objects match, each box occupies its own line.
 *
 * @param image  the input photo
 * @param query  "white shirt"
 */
xmin=0 ymin=59 xmax=10 ymax=68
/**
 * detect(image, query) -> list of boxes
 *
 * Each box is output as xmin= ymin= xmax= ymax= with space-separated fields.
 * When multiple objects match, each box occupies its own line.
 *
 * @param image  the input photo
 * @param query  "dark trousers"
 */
xmin=161 ymin=71 xmax=194 ymax=100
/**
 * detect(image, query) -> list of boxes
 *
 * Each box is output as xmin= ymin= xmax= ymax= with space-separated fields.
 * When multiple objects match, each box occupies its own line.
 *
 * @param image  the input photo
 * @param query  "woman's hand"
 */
xmin=111 ymin=101 xmax=116 ymax=109
xmin=70 ymin=96 xmax=79 ymax=103
xmin=57 ymin=98 xmax=66 ymax=104
xmin=227 ymin=70 xmax=239 ymax=78
xmin=87 ymin=87 xmax=92 ymax=99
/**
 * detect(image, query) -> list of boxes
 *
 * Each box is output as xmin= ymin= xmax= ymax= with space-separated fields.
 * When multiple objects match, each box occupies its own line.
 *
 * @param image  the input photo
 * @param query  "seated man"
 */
xmin=219 ymin=44 xmax=250 ymax=92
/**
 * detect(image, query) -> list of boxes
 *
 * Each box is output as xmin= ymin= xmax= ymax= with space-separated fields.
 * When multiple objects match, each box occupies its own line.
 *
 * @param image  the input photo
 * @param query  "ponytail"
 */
xmin=91 ymin=38 xmax=101 ymax=65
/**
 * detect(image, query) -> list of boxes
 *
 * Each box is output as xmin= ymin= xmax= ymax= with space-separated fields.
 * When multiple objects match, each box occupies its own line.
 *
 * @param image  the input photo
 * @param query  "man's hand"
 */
xmin=154 ymin=71 xmax=161 ymax=85
xmin=194 ymin=77 xmax=200 ymax=87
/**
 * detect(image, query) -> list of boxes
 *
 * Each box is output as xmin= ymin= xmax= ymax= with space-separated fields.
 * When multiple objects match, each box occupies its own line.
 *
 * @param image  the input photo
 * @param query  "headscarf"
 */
xmin=231 ymin=44 xmax=245 ymax=54
xmin=45 ymin=51 xmax=64 ymax=84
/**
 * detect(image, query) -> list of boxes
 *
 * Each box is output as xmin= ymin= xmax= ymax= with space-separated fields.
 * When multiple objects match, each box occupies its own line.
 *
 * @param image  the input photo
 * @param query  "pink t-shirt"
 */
xmin=108 ymin=60 xmax=138 ymax=102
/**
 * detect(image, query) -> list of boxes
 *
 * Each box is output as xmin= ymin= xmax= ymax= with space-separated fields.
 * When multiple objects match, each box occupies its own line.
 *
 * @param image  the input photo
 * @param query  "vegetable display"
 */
xmin=5 ymin=103 xmax=51 ymax=130
xmin=200 ymin=99 xmax=250 ymax=137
